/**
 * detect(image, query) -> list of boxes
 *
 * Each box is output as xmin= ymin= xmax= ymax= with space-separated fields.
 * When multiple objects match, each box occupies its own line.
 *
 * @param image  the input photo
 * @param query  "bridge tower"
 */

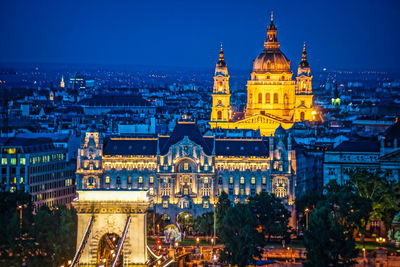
xmin=71 ymin=190 xmax=150 ymax=267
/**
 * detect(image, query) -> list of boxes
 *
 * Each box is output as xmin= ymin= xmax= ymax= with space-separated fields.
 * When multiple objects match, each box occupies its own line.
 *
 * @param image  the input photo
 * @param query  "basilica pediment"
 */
xmin=233 ymin=114 xmax=288 ymax=126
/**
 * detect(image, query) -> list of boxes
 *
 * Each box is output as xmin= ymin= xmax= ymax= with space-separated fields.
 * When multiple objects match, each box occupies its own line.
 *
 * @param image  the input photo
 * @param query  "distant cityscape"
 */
xmin=1 ymin=7 xmax=400 ymax=267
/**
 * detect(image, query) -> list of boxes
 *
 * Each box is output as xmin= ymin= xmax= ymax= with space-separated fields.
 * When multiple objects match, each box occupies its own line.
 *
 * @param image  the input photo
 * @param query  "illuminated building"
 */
xmin=69 ymin=72 xmax=86 ymax=90
xmin=210 ymin=14 xmax=315 ymax=136
xmin=76 ymin=121 xmax=296 ymax=222
xmin=0 ymin=137 xmax=76 ymax=208
xmin=60 ymin=75 xmax=65 ymax=88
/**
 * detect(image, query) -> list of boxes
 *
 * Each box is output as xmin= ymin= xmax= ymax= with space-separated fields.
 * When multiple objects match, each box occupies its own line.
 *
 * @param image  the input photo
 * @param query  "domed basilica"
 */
xmin=210 ymin=15 xmax=315 ymax=136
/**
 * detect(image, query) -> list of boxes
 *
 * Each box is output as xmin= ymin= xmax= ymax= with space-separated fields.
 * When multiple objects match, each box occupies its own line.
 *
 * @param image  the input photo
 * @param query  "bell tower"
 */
xmin=295 ymin=43 xmax=314 ymax=121
xmin=211 ymin=44 xmax=231 ymax=122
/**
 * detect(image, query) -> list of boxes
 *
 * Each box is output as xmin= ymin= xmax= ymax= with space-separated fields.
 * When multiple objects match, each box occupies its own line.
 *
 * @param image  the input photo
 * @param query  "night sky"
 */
xmin=0 ymin=0 xmax=399 ymax=71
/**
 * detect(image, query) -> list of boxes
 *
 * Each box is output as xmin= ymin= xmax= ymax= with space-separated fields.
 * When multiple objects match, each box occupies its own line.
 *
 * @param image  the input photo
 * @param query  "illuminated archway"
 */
xmin=97 ymin=233 xmax=123 ymax=267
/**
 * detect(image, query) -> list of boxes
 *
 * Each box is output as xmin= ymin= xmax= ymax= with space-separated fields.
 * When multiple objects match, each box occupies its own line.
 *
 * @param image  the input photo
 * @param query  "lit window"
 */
xmin=163 ymin=177 xmax=169 ymax=183
xmin=184 ymin=163 xmax=189 ymax=171
xmin=149 ymin=187 xmax=154 ymax=195
xmin=203 ymin=201 xmax=209 ymax=209
xmin=2 ymin=158 xmax=7 ymax=165
xmin=184 ymin=188 xmax=189 ymax=195
xmin=150 ymin=176 xmax=154 ymax=184
xmin=20 ymin=158 xmax=26 ymax=165
xmin=163 ymin=200 xmax=168 ymax=209
xmin=139 ymin=176 xmax=143 ymax=184
xmin=229 ymin=176 xmax=233 ymax=184
xmin=10 ymin=158 xmax=16 ymax=165
xmin=105 ymin=176 xmax=110 ymax=184
xmin=240 ymin=188 xmax=244 ymax=195
xmin=11 ymin=177 xmax=16 ymax=184
xmin=204 ymin=177 xmax=209 ymax=184
xmin=127 ymin=176 xmax=132 ymax=184
xmin=20 ymin=177 xmax=24 ymax=184
xmin=262 ymin=177 xmax=266 ymax=185
xmin=240 ymin=177 xmax=244 ymax=184
xmin=251 ymin=177 xmax=255 ymax=184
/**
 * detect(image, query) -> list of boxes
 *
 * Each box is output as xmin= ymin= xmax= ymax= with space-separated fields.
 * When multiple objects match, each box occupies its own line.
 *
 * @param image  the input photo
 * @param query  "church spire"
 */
xmin=60 ymin=75 xmax=65 ymax=88
xmin=297 ymin=43 xmax=310 ymax=76
xmin=265 ymin=12 xmax=279 ymax=49
xmin=219 ymin=42 xmax=224 ymax=61
xmin=301 ymin=43 xmax=307 ymax=62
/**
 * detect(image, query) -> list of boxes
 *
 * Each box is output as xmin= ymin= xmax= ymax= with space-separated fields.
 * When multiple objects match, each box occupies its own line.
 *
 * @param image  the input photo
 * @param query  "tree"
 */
xmin=304 ymin=180 xmax=371 ymax=267
xmin=0 ymin=191 xmax=34 ymax=265
xmin=215 ymin=191 xmax=231 ymax=235
xmin=304 ymin=203 xmax=358 ymax=267
xmin=248 ymin=192 xmax=291 ymax=241
xmin=194 ymin=212 xmax=214 ymax=236
xmin=219 ymin=204 xmax=264 ymax=267
xmin=295 ymin=190 xmax=323 ymax=231
xmin=349 ymin=169 xmax=400 ymax=237
xmin=28 ymin=205 xmax=77 ymax=267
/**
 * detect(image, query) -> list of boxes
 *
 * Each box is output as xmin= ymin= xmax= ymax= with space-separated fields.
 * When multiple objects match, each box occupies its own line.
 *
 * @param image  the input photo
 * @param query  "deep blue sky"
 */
xmin=0 ymin=0 xmax=399 ymax=72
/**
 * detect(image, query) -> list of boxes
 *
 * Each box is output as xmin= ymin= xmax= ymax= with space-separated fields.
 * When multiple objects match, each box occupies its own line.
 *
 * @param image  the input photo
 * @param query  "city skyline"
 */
xmin=1 ymin=0 xmax=400 ymax=72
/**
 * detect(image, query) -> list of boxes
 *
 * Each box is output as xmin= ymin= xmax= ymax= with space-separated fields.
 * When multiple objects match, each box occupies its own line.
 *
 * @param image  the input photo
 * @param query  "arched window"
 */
xmin=217 ymin=111 xmax=222 ymax=120
xmin=274 ymin=93 xmax=279 ymax=104
xmin=265 ymin=93 xmax=270 ymax=104
xmin=258 ymin=93 xmax=262 ymax=104
xmin=300 ymin=112 xmax=305 ymax=121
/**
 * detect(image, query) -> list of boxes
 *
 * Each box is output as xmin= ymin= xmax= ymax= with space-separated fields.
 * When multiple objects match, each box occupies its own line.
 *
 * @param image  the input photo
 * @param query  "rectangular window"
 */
xmin=20 ymin=177 xmax=24 ymax=184
xmin=10 ymin=158 xmax=16 ymax=165
xmin=149 ymin=187 xmax=154 ymax=195
xmin=163 ymin=177 xmax=168 ymax=183
xmin=105 ymin=176 xmax=110 ymax=184
xmin=149 ymin=176 xmax=154 ymax=184
xmin=240 ymin=188 xmax=244 ymax=195
xmin=163 ymin=200 xmax=168 ymax=209
xmin=229 ymin=188 xmax=233 ymax=195
xmin=184 ymin=163 xmax=189 ymax=171
xmin=262 ymin=177 xmax=266 ymax=184
xmin=184 ymin=188 xmax=189 ymax=195
xmin=229 ymin=176 xmax=233 ymax=184
xmin=1 ymin=158 xmax=7 ymax=165
xmin=116 ymin=176 xmax=121 ymax=184
xmin=127 ymin=176 xmax=132 ymax=184
xmin=240 ymin=177 xmax=244 ymax=184
xmin=203 ymin=201 xmax=209 ymax=209
xmin=20 ymin=158 xmax=26 ymax=165
xmin=204 ymin=177 xmax=208 ymax=184
xmin=11 ymin=177 xmax=17 ymax=184
xmin=138 ymin=176 xmax=143 ymax=184
xmin=251 ymin=177 xmax=255 ymax=184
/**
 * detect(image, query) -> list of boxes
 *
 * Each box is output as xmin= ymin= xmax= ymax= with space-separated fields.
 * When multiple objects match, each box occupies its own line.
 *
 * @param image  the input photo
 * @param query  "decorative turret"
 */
xmin=297 ymin=43 xmax=311 ymax=76
xmin=211 ymin=44 xmax=231 ymax=122
xmin=265 ymin=12 xmax=279 ymax=48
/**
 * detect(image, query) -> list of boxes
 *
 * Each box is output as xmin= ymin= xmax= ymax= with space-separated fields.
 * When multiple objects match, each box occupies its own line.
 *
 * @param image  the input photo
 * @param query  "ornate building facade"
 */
xmin=210 ymin=15 xmax=315 ymax=136
xmin=76 ymin=122 xmax=296 ymax=223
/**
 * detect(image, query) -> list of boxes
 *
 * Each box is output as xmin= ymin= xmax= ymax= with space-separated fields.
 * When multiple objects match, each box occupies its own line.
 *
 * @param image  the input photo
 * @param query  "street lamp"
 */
xmin=196 ymin=237 xmax=200 ymax=247
xmin=304 ymin=208 xmax=310 ymax=230
xmin=213 ymin=204 xmax=216 ymax=246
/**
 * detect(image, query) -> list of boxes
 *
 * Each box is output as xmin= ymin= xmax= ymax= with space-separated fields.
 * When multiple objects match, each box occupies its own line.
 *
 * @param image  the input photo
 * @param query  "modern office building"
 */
xmin=0 ymin=137 xmax=76 ymax=208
